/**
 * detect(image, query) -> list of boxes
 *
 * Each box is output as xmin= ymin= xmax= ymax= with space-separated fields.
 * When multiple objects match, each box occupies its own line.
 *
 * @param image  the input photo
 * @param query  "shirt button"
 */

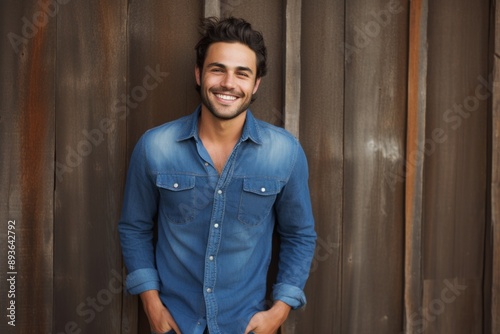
xmin=173 ymin=183 xmax=179 ymax=188
xmin=261 ymin=187 xmax=266 ymax=193
xmin=214 ymin=224 xmax=219 ymax=228
xmin=209 ymin=256 xmax=214 ymax=261
xmin=206 ymin=288 xmax=212 ymax=293
xmin=217 ymin=189 xmax=223 ymax=195
xmin=205 ymin=162 xmax=209 ymax=166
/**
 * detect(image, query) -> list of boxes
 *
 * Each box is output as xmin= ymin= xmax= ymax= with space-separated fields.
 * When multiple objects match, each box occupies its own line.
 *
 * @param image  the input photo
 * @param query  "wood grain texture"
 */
xmin=342 ymin=0 xmax=408 ymax=332
xmin=0 ymin=1 xmax=55 ymax=333
xmin=205 ymin=0 xmax=220 ymax=17
xmin=283 ymin=0 xmax=302 ymax=138
xmin=491 ymin=0 xmax=500 ymax=332
xmin=404 ymin=0 xmax=428 ymax=332
xmin=282 ymin=1 xmax=345 ymax=333
xmin=422 ymin=0 xmax=490 ymax=332
xmin=53 ymin=0 xmax=128 ymax=332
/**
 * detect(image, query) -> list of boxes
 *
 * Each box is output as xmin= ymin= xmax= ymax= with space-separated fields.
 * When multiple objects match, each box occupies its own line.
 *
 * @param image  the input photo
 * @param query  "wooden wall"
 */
xmin=0 ymin=0 xmax=497 ymax=333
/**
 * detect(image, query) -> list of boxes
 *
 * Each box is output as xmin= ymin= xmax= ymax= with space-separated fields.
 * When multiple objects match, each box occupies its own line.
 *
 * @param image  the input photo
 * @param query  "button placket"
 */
xmin=203 ymin=139 xmax=242 ymax=327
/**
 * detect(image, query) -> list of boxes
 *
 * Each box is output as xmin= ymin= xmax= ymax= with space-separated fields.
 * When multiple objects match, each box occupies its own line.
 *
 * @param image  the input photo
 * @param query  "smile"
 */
xmin=215 ymin=93 xmax=238 ymax=101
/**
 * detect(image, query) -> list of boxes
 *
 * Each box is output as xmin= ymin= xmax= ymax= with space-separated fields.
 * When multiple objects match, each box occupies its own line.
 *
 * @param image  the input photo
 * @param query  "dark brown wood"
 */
xmin=491 ymin=0 xmax=500 ymax=331
xmin=282 ymin=1 xmax=345 ymax=333
xmin=53 ymin=0 xmax=128 ymax=332
xmin=422 ymin=0 xmax=490 ymax=332
xmin=342 ymin=0 xmax=408 ymax=332
xmin=404 ymin=0 xmax=428 ymax=332
xmin=0 ymin=1 xmax=55 ymax=333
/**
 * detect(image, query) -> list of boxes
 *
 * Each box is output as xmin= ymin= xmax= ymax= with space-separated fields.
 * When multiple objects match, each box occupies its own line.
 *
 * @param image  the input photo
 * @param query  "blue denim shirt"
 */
xmin=118 ymin=106 xmax=316 ymax=334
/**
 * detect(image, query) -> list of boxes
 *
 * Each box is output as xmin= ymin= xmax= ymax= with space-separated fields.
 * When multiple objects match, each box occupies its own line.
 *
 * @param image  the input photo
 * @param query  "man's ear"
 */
xmin=253 ymin=77 xmax=262 ymax=94
xmin=195 ymin=66 xmax=201 ymax=86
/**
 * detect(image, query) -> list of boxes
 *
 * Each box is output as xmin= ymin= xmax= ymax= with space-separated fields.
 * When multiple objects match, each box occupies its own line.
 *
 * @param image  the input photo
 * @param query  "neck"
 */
xmin=198 ymin=107 xmax=246 ymax=145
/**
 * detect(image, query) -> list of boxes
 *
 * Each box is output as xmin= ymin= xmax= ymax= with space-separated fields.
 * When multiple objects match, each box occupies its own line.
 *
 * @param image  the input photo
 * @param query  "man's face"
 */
xmin=196 ymin=42 xmax=261 ymax=120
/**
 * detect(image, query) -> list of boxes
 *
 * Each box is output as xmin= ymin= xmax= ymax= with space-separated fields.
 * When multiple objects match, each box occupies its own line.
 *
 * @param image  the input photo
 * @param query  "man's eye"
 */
xmin=237 ymin=72 xmax=249 ymax=77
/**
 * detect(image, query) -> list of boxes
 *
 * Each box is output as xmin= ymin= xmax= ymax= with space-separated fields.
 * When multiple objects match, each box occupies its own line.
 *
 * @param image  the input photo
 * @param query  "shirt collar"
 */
xmin=176 ymin=104 xmax=263 ymax=145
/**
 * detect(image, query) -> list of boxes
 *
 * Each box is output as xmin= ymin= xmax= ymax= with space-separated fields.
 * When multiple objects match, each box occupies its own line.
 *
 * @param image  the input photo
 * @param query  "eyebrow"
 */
xmin=206 ymin=62 xmax=254 ymax=75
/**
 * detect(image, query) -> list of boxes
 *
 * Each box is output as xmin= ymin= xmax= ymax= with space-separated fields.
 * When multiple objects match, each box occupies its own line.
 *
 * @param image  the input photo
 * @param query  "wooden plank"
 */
xmin=0 ymin=1 xmax=55 ymax=332
xmin=283 ymin=0 xmax=302 ymax=138
xmin=422 ymin=0 xmax=489 ymax=332
xmin=126 ymin=1 xmax=204 ymax=332
xmin=491 ymin=0 xmax=500 ymax=331
xmin=404 ymin=0 xmax=428 ymax=332
xmin=53 ymin=0 xmax=128 ymax=332
xmin=281 ymin=1 xmax=345 ymax=333
xmin=342 ymin=0 xmax=409 ymax=332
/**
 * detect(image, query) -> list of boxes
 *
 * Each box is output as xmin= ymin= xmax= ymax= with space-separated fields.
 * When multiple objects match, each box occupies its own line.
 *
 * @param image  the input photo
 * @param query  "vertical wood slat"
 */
xmin=54 ymin=0 xmax=128 ymax=332
xmin=491 ymin=0 xmax=500 ymax=331
xmin=205 ymin=0 xmax=220 ymax=18
xmin=422 ymin=0 xmax=489 ymax=332
xmin=283 ymin=0 xmax=301 ymax=138
xmin=283 ymin=1 xmax=345 ymax=333
xmin=0 ymin=1 xmax=55 ymax=332
xmin=342 ymin=0 xmax=408 ymax=332
xmin=404 ymin=0 xmax=428 ymax=332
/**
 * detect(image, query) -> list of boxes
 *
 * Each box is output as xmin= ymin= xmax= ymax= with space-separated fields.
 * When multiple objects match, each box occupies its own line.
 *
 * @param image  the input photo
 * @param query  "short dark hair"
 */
xmin=195 ymin=17 xmax=268 ymax=79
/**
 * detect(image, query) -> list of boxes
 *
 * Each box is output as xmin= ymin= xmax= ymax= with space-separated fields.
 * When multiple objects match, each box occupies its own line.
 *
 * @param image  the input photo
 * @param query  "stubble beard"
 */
xmin=201 ymin=88 xmax=253 ymax=121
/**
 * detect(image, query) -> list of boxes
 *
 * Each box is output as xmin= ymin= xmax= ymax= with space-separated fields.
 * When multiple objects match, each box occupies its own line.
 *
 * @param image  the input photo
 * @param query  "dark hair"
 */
xmin=195 ymin=17 xmax=268 ymax=81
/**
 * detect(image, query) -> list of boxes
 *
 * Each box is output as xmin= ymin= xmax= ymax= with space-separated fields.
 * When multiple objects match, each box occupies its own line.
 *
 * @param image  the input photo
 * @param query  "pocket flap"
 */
xmin=243 ymin=178 xmax=281 ymax=196
xmin=156 ymin=174 xmax=195 ymax=191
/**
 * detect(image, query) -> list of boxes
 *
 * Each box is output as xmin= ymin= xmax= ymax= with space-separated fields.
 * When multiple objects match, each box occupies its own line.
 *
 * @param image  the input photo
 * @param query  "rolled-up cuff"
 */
xmin=125 ymin=268 xmax=160 ymax=295
xmin=272 ymin=283 xmax=307 ymax=309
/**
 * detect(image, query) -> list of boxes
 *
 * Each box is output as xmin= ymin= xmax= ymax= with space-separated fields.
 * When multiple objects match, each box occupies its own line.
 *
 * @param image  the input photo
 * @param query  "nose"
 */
xmin=220 ymin=73 xmax=235 ymax=89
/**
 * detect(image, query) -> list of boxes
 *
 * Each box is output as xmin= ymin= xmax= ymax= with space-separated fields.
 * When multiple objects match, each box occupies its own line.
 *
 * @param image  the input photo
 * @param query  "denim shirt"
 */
xmin=118 ymin=106 xmax=316 ymax=334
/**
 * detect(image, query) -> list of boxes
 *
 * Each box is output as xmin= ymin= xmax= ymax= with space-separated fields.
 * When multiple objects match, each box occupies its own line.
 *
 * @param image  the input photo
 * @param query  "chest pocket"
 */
xmin=156 ymin=174 xmax=196 ymax=224
xmin=238 ymin=178 xmax=281 ymax=226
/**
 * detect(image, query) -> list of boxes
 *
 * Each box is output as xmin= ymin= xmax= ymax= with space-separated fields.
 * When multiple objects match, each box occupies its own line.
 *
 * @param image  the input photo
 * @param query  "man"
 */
xmin=118 ymin=17 xmax=316 ymax=334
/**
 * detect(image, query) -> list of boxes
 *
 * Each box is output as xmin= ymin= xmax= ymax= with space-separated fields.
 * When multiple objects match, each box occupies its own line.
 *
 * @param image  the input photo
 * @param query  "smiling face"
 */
xmin=195 ymin=42 xmax=261 ymax=121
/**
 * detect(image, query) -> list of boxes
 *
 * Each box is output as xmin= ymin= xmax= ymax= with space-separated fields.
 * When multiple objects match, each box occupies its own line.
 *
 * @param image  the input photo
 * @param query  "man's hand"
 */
xmin=140 ymin=290 xmax=181 ymax=334
xmin=244 ymin=301 xmax=291 ymax=334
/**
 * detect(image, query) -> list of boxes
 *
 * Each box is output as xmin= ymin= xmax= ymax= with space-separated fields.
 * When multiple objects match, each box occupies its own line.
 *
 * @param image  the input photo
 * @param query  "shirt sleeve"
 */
xmin=273 ymin=141 xmax=317 ymax=309
xmin=118 ymin=134 xmax=160 ymax=295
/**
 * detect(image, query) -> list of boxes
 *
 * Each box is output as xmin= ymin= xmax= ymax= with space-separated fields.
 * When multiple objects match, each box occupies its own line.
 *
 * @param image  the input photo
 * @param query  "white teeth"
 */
xmin=216 ymin=94 xmax=237 ymax=101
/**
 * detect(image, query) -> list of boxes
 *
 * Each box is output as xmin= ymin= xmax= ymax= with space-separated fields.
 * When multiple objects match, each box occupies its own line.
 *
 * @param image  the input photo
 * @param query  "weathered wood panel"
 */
xmin=342 ymin=0 xmax=408 ymax=332
xmin=283 ymin=1 xmax=345 ymax=333
xmin=0 ymin=1 xmax=55 ymax=333
xmin=53 ymin=0 xmax=128 ymax=332
xmin=491 ymin=0 xmax=500 ymax=332
xmin=422 ymin=0 xmax=490 ymax=332
xmin=283 ymin=0 xmax=302 ymax=138
xmin=404 ymin=0 xmax=428 ymax=332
